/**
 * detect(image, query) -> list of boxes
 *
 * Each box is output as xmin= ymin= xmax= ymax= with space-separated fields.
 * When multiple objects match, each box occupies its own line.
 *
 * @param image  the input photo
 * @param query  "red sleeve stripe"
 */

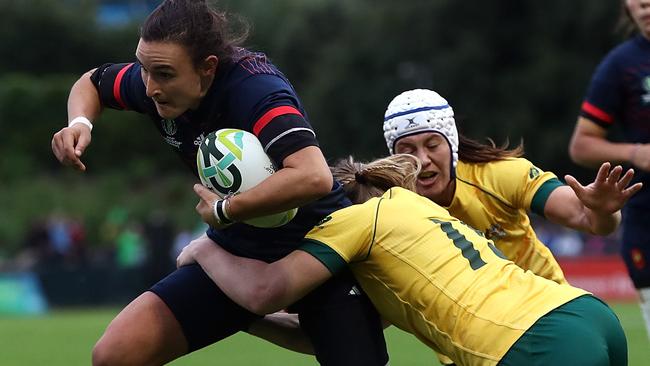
xmin=252 ymin=106 xmax=303 ymax=136
xmin=113 ymin=63 xmax=134 ymax=110
xmin=581 ymin=101 xmax=613 ymax=124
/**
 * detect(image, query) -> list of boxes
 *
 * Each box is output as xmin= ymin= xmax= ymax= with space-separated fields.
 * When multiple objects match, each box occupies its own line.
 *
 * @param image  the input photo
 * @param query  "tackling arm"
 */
xmin=176 ymin=237 xmax=333 ymax=315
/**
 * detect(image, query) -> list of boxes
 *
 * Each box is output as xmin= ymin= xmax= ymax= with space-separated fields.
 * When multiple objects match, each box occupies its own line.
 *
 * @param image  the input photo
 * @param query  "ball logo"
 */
xmin=199 ymin=129 xmax=245 ymax=195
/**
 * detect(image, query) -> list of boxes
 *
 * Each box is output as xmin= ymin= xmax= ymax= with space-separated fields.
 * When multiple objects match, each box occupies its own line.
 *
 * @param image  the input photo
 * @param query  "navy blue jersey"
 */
xmin=90 ymin=49 xmax=350 ymax=261
xmin=580 ymin=35 xmax=650 ymax=208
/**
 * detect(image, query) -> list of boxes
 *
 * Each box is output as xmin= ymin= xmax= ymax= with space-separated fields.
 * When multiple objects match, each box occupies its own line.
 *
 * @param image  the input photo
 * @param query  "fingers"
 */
xmin=616 ymin=168 xmax=636 ymax=189
xmin=193 ymin=183 xmax=212 ymax=200
xmin=75 ymin=130 xmax=91 ymax=158
xmin=594 ymin=162 xmax=611 ymax=183
xmin=623 ymin=182 xmax=643 ymax=198
xmin=51 ymin=127 xmax=87 ymax=171
xmin=564 ymin=174 xmax=584 ymax=195
xmin=604 ymin=164 xmax=623 ymax=184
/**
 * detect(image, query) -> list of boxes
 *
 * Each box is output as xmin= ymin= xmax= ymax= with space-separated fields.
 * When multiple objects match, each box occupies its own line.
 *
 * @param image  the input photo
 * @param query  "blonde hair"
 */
xmin=332 ymin=154 xmax=422 ymax=204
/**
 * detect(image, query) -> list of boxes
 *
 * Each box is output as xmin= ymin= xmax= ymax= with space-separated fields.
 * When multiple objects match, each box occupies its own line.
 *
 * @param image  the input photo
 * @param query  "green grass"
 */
xmin=0 ymin=303 xmax=647 ymax=365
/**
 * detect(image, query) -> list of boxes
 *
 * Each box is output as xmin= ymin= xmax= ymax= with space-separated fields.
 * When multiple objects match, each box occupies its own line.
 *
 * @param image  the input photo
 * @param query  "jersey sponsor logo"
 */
xmin=348 ymin=285 xmax=361 ymax=296
xmin=315 ymin=215 xmax=332 ymax=228
xmin=194 ymin=134 xmax=205 ymax=146
xmin=641 ymin=76 xmax=650 ymax=105
xmin=161 ymin=119 xmax=178 ymax=136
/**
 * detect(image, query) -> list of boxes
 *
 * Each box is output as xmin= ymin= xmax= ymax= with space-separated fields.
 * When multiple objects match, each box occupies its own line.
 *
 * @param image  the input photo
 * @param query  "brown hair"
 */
xmin=458 ymin=134 xmax=524 ymax=163
xmin=140 ymin=0 xmax=249 ymax=66
xmin=331 ymin=155 xmax=421 ymax=204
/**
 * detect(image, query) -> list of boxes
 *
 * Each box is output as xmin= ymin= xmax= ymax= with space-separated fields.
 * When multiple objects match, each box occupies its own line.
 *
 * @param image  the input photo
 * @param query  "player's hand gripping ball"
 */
xmin=197 ymin=128 xmax=298 ymax=228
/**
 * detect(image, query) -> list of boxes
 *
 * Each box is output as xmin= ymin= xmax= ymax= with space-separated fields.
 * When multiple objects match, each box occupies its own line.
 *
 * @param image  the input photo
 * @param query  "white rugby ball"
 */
xmin=196 ymin=128 xmax=298 ymax=228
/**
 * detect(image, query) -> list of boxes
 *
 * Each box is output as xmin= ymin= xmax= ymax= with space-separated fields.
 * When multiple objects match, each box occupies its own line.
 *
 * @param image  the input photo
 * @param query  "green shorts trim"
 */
xmin=498 ymin=295 xmax=628 ymax=366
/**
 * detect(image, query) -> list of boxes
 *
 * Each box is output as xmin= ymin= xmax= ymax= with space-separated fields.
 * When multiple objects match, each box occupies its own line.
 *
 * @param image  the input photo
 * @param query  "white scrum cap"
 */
xmin=383 ymin=89 xmax=458 ymax=168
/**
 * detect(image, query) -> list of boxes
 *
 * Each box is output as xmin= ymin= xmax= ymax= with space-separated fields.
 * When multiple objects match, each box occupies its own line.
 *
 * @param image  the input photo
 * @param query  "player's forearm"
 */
xmin=192 ymin=242 xmax=288 ymax=315
xmin=583 ymin=209 xmax=621 ymax=236
xmin=227 ymin=146 xmax=333 ymax=221
xmin=67 ymin=71 xmax=102 ymax=122
xmin=570 ymin=134 xmax=638 ymax=168
xmin=547 ymin=192 xmax=620 ymax=236
xmin=247 ymin=312 xmax=315 ymax=355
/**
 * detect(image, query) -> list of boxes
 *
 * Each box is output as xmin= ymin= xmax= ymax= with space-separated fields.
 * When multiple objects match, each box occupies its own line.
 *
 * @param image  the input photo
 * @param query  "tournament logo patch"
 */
xmin=161 ymin=119 xmax=178 ymax=135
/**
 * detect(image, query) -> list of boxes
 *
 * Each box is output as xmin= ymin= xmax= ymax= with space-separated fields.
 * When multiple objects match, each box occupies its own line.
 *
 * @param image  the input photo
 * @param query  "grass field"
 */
xmin=0 ymin=302 xmax=647 ymax=365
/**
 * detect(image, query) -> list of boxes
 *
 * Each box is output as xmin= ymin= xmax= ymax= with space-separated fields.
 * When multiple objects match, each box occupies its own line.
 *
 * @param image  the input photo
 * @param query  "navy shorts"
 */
xmin=150 ymin=264 xmax=388 ymax=366
xmin=621 ymin=206 xmax=650 ymax=288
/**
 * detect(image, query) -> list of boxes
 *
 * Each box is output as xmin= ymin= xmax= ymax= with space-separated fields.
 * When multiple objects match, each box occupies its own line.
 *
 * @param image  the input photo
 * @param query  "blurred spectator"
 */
xmin=115 ymin=223 xmax=146 ymax=269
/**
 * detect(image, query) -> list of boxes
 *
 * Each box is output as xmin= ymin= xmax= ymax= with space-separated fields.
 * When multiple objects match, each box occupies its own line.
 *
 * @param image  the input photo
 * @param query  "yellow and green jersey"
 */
xmin=300 ymin=188 xmax=587 ymax=366
xmin=449 ymin=158 xmax=567 ymax=284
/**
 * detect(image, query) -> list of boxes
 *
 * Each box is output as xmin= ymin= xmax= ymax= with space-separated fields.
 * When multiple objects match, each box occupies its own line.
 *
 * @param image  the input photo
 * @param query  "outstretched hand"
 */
xmin=193 ymin=183 xmax=230 ymax=229
xmin=564 ymin=162 xmax=643 ymax=215
xmin=51 ymin=124 xmax=92 ymax=171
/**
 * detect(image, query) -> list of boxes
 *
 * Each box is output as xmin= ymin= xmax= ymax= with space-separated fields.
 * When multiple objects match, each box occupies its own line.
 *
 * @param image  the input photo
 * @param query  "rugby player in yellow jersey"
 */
xmin=179 ymin=154 xmax=628 ymax=365
xmin=383 ymin=89 xmax=642 ymax=286
xmin=382 ymin=89 xmax=641 ymax=366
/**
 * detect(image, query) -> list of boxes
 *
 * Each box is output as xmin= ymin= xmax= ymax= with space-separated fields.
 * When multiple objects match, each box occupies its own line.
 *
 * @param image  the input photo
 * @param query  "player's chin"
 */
xmin=156 ymin=104 xmax=182 ymax=119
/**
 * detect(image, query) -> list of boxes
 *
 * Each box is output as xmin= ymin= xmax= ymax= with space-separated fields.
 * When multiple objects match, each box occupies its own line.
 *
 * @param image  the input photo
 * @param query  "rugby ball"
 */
xmin=196 ymin=128 xmax=298 ymax=228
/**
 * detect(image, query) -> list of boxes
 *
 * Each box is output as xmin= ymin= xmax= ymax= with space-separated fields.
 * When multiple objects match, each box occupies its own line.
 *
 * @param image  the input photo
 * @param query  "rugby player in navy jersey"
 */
xmin=569 ymin=0 xmax=650 ymax=342
xmin=51 ymin=1 xmax=387 ymax=365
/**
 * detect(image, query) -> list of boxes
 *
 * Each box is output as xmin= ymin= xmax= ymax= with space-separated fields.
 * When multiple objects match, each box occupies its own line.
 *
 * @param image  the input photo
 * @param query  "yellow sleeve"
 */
xmin=484 ymin=158 xmax=562 ymax=215
xmin=298 ymin=201 xmax=376 ymax=274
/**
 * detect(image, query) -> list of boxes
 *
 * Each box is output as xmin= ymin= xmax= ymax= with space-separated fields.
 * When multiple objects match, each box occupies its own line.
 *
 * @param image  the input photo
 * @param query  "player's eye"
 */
xmin=396 ymin=147 xmax=414 ymax=154
xmin=156 ymin=71 xmax=174 ymax=80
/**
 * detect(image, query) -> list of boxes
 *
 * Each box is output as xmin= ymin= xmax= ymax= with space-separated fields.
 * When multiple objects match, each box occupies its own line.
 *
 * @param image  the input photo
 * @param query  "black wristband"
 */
xmin=215 ymin=199 xmax=233 ymax=224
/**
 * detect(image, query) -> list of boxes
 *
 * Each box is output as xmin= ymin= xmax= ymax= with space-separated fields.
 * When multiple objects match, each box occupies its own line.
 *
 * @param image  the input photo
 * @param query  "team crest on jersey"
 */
xmin=529 ymin=167 xmax=540 ymax=179
xmin=161 ymin=119 xmax=178 ymax=135
xmin=641 ymin=76 xmax=650 ymax=105
xmin=631 ymin=248 xmax=646 ymax=270
xmin=485 ymin=224 xmax=507 ymax=240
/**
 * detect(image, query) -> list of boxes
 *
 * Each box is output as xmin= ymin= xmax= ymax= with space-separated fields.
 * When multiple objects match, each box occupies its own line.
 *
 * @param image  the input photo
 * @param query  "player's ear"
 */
xmin=198 ymin=55 xmax=218 ymax=95
xmin=200 ymin=55 xmax=219 ymax=77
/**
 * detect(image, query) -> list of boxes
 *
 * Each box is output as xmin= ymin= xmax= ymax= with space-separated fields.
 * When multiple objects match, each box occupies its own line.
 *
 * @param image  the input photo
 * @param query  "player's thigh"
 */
xmin=293 ymin=271 xmax=388 ymax=366
xmin=93 ymin=291 xmax=186 ymax=366
xmin=149 ymin=263 xmax=262 ymax=352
